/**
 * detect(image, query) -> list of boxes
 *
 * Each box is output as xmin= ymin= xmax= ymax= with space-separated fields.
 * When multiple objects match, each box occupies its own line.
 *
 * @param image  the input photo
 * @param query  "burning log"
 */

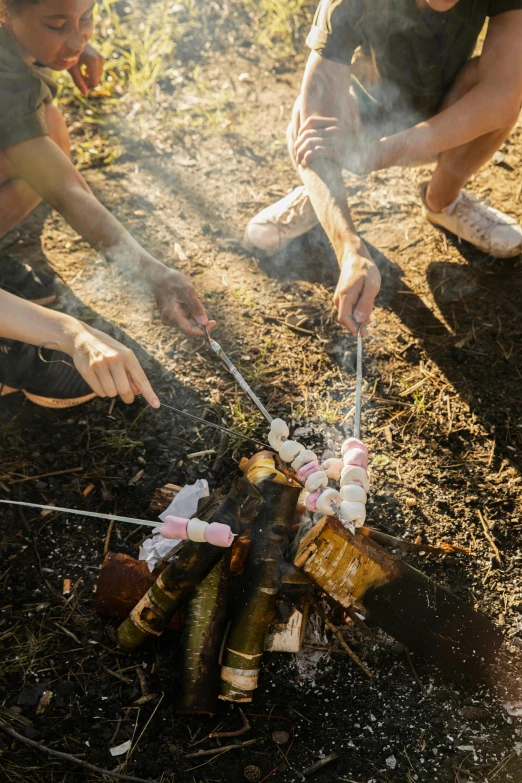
xmin=219 ymin=453 xmax=301 ymax=702
xmin=295 ymin=516 xmax=504 ymax=681
xmin=116 ymin=477 xmax=263 ymax=652
xmin=177 ymin=552 xmax=231 ymax=714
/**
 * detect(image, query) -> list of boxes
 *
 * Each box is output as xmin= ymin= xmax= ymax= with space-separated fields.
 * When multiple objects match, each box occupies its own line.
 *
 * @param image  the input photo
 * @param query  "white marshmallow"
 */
xmin=270 ymin=418 xmax=289 ymax=438
xmin=340 ymin=465 xmax=370 ymax=492
xmin=279 ymin=440 xmax=304 ymax=463
xmin=291 ymin=449 xmax=317 ymax=471
xmin=339 ymin=500 xmax=366 ymax=527
xmin=268 ymin=430 xmax=285 ymax=451
xmin=304 ymin=470 xmax=328 ymax=491
xmin=340 ymin=484 xmax=367 ymax=504
xmin=321 ymin=457 xmax=343 ymax=481
xmin=315 ymin=488 xmax=342 ymax=515
xmin=187 ymin=518 xmax=209 ymax=542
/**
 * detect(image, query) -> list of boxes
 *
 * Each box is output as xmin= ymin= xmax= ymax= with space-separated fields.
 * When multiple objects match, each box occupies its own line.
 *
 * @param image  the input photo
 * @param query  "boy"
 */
xmin=0 ymin=0 xmax=214 ymax=336
xmin=245 ymin=0 xmax=522 ymax=335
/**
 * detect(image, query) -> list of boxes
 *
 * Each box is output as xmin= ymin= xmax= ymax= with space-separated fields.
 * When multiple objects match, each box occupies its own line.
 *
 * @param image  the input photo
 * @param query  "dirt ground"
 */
xmin=2 ymin=6 xmax=522 ymax=783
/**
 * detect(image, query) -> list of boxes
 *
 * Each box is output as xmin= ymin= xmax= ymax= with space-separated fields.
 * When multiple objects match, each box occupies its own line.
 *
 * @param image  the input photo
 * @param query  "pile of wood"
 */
xmin=95 ymin=451 xmax=515 ymax=714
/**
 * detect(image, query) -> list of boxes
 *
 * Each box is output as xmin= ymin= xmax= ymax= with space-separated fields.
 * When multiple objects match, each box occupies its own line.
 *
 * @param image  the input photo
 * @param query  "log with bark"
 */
xmin=294 ymin=515 xmax=504 ymax=681
xmin=219 ymin=452 xmax=301 ymax=702
xmin=116 ymin=477 xmax=263 ymax=652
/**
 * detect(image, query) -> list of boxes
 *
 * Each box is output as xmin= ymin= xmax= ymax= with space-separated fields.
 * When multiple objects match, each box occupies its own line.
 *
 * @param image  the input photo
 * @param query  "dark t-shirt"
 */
xmin=0 ymin=26 xmax=57 ymax=151
xmin=306 ymin=0 xmax=522 ymax=115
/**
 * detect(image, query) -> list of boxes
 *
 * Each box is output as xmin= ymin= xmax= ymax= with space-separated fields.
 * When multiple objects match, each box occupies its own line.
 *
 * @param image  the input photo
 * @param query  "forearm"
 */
xmin=0 ymin=290 xmax=80 ymax=354
xmin=299 ymin=159 xmax=367 ymax=264
xmin=378 ymin=83 xmax=519 ymax=169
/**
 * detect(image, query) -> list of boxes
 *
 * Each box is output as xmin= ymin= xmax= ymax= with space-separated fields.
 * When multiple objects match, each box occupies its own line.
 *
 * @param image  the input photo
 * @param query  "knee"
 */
xmin=45 ymin=104 xmax=71 ymax=158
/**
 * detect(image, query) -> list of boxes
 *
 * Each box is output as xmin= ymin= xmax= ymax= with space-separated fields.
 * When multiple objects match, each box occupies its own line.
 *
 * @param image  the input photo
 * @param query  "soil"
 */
xmin=2 ymin=7 xmax=522 ymax=783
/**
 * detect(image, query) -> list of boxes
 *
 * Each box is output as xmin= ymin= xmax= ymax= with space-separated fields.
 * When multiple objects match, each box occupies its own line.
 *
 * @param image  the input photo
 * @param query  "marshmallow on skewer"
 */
xmin=340 ymin=484 xmax=367 ymax=504
xmin=341 ymin=437 xmax=368 ymax=457
xmin=340 ymin=500 xmax=366 ymax=527
xmin=292 ymin=449 xmax=317 ymax=470
xmin=268 ymin=418 xmax=289 ymax=450
xmin=305 ymin=470 xmax=328 ymax=491
xmin=305 ymin=490 xmax=321 ymax=512
xmin=160 ymin=515 xmax=234 ymax=547
xmin=315 ymin=488 xmax=342 ymax=515
xmin=343 ymin=448 xmax=368 ymax=469
xmin=340 ymin=465 xmax=370 ymax=492
xmin=322 ymin=457 xmax=343 ymax=480
xmin=279 ymin=439 xmax=304 ymax=463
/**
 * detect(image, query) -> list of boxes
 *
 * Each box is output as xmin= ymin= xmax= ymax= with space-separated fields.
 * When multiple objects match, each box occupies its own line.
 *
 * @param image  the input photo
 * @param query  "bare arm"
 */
xmin=377 ymin=11 xmax=522 ymax=168
xmin=297 ymin=52 xmax=380 ymax=333
xmin=0 ymin=290 xmax=159 ymax=406
xmin=4 ymin=137 xmax=215 ymax=337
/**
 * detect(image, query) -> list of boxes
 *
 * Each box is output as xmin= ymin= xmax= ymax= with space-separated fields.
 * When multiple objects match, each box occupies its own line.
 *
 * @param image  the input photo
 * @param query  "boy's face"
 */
xmin=423 ymin=0 xmax=461 ymax=10
xmin=6 ymin=0 xmax=94 ymax=69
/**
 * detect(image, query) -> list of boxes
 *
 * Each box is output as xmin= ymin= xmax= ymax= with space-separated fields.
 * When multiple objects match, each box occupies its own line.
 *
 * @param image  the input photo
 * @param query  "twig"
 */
xmin=361 ymin=527 xmax=470 ymax=555
xmin=101 ymin=664 xmax=133 ymax=685
xmin=313 ymin=603 xmax=372 ymax=679
xmin=404 ymin=648 xmax=427 ymax=695
xmin=477 ymin=509 xmax=503 ymax=564
xmin=264 ymin=314 xmax=315 ymax=336
xmin=0 ymin=719 xmax=154 ymax=783
xmin=209 ymin=707 xmax=250 ymax=738
xmin=104 ymin=519 xmax=116 ymax=556
xmin=302 ymin=753 xmax=338 ymax=776
xmin=7 ymin=467 xmax=84 ymax=484
xmin=185 ymin=738 xmax=258 ymax=758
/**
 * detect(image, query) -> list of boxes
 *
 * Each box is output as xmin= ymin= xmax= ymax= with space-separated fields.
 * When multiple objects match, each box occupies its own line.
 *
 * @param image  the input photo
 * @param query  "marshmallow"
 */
xmin=341 ymin=437 xmax=368 ymax=457
xmin=186 ymin=517 xmax=209 ymax=542
xmin=305 ymin=490 xmax=321 ymax=512
xmin=305 ymin=470 xmax=328 ymax=491
xmin=322 ymin=457 xmax=343 ymax=481
xmin=343 ymin=447 xmax=368 ymax=469
xmin=160 ymin=515 xmax=189 ymax=539
xmin=297 ymin=461 xmax=320 ymax=484
xmin=204 ymin=522 xmax=235 ymax=547
xmin=340 ymin=484 xmax=367 ymax=504
xmin=279 ymin=440 xmax=304 ymax=463
xmin=268 ymin=430 xmax=285 ymax=451
xmin=316 ymin=488 xmax=342 ymax=515
xmin=339 ymin=500 xmax=366 ymax=527
xmin=291 ymin=449 xmax=317 ymax=471
xmin=340 ymin=465 xmax=370 ymax=492
xmin=270 ymin=418 xmax=289 ymax=439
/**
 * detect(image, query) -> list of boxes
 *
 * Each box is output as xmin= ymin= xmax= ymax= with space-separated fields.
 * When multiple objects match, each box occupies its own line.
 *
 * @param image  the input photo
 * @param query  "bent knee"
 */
xmin=44 ymin=103 xmax=71 ymax=158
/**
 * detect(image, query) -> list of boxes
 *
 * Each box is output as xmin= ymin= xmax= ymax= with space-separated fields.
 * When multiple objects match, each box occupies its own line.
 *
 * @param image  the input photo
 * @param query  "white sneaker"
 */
xmin=421 ymin=183 xmax=522 ymax=258
xmin=244 ymin=186 xmax=319 ymax=255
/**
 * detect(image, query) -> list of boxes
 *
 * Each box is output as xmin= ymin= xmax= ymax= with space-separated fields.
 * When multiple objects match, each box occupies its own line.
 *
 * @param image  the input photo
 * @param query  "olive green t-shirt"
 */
xmin=0 ymin=26 xmax=57 ymax=151
xmin=306 ymin=0 xmax=522 ymax=116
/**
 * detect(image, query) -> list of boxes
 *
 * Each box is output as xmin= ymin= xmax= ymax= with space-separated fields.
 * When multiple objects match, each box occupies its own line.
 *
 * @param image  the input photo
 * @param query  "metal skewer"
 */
xmin=156 ymin=401 xmax=270 ymax=449
xmin=354 ymin=324 xmax=363 ymax=440
xmin=0 ymin=499 xmax=159 ymax=528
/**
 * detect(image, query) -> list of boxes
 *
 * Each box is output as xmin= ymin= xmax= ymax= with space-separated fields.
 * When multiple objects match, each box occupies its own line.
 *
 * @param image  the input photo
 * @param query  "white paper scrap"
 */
xmin=110 ymin=740 xmax=131 ymax=757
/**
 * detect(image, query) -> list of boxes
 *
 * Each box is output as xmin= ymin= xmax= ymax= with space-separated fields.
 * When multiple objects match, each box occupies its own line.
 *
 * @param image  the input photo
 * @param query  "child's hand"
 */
xmin=67 ymin=322 xmax=160 ymax=407
xmin=69 ymin=43 xmax=106 ymax=96
xmin=148 ymin=266 xmax=217 ymax=337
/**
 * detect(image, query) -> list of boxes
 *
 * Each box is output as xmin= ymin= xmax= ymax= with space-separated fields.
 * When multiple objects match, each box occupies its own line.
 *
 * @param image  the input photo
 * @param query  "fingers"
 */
xmin=299 ymin=115 xmax=341 ymax=132
xmin=85 ymin=53 xmax=105 ymax=89
xmin=294 ymin=126 xmax=341 ymax=166
xmin=126 ymin=354 xmax=160 ymax=408
xmin=69 ymin=65 xmax=88 ymax=96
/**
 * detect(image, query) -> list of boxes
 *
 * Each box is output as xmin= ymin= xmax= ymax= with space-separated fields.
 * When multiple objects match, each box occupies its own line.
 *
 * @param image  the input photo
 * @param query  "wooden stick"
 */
xmin=6 ymin=466 xmax=84 ymax=484
xmin=104 ymin=519 xmax=115 ymax=556
xmin=209 ymin=707 xmax=250 ymax=738
xmin=477 ymin=510 xmax=503 ymax=564
xmin=313 ymin=603 xmax=372 ymax=679
xmin=185 ymin=738 xmax=257 ymax=758
xmin=0 ymin=719 xmax=154 ymax=783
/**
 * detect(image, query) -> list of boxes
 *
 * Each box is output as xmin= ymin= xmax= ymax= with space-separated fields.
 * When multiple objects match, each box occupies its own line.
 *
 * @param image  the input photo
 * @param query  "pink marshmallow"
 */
xmin=297 ymin=460 xmax=320 ymax=483
xmin=305 ymin=491 xmax=321 ymax=512
xmin=341 ymin=437 xmax=368 ymax=457
xmin=343 ymin=448 xmax=368 ymax=469
xmin=204 ymin=522 xmax=235 ymax=548
xmin=160 ymin=515 xmax=189 ymax=539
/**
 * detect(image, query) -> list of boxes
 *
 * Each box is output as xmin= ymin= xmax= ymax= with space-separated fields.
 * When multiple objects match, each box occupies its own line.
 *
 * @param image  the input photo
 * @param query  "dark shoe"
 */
xmin=0 ymin=340 xmax=96 ymax=408
xmin=0 ymin=253 xmax=60 ymax=305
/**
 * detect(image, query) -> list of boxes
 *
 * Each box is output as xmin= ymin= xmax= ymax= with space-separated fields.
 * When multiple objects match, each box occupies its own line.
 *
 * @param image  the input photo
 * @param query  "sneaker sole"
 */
xmin=23 ymin=390 xmax=97 ymax=409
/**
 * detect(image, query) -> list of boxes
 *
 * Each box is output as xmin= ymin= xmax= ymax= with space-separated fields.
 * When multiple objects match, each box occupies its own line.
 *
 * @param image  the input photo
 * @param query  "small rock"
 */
xmin=24 ymin=727 xmax=43 ymax=741
xmin=244 ymin=765 xmax=261 ymax=782
xmin=17 ymin=685 xmax=45 ymax=708
xmin=272 ymin=730 xmax=289 ymax=745
xmin=460 ymin=706 xmax=488 ymax=722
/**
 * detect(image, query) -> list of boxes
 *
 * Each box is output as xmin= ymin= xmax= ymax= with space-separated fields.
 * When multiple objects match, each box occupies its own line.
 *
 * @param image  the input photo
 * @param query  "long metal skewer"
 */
xmin=354 ymin=324 xmax=363 ymax=440
xmin=0 ymin=499 xmax=159 ymax=528
xmin=157 ymin=401 xmax=270 ymax=449
xmin=203 ymin=328 xmax=273 ymax=423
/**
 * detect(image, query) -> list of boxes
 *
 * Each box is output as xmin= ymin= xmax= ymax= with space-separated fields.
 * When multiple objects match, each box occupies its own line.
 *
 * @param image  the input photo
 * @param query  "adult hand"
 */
xmin=68 ymin=322 xmax=160 ymax=407
xmin=148 ymin=266 xmax=216 ymax=337
xmin=69 ymin=43 xmax=105 ymax=96
xmin=294 ymin=115 xmax=376 ymax=175
xmin=334 ymin=251 xmax=381 ymax=335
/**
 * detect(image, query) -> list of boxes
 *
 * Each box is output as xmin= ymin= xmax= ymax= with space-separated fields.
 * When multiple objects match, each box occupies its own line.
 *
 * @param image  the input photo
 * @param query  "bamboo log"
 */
xmin=116 ymin=477 xmax=263 ymax=652
xmin=177 ymin=552 xmax=231 ymax=714
xmin=219 ymin=454 xmax=301 ymax=702
xmin=294 ymin=516 xmax=504 ymax=681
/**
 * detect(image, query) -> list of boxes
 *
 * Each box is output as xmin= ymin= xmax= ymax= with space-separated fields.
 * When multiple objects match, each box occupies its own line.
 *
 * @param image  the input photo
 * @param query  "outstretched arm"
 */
xmin=4 ymin=137 xmax=215 ymax=337
xmin=296 ymin=52 xmax=380 ymax=334
xmin=377 ymin=11 xmax=522 ymax=168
